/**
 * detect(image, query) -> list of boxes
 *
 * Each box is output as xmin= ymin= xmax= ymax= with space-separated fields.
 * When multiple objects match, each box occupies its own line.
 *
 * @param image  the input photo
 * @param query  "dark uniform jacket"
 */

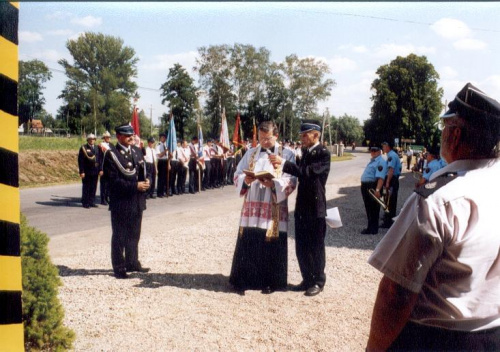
xmin=282 ymin=143 xmax=331 ymax=218
xmin=78 ymin=143 xmax=100 ymax=175
xmin=103 ymin=143 xmax=151 ymax=213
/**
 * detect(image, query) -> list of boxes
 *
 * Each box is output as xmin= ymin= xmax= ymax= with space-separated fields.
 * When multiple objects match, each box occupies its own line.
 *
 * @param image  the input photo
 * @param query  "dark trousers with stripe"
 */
xmin=81 ymin=174 xmax=98 ymax=207
xmin=361 ymin=181 xmax=380 ymax=232
xmin=111 ymin=209 xmax=143 ymax=273
xmin=389 ymin=321 xmax=500 ymax=351
xmin=294 ymin=215 xmax=327 ymax=288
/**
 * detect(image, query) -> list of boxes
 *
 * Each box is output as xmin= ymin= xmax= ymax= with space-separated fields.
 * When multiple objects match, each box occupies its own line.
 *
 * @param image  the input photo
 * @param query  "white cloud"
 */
xmin=453 ymin=38 xmax=487 ymax=51
xmin=327 ymin=56 xmax=358 ymax=74
xmin=46 ymin=29 xmax=74 ymax=37
xmin=431 ymin=18 xmax=471 ymax=40
xmin=68 ymin=32 xmax=86 ymax=42
xmin=71 ymin=15 xmax=102 ymax=28
xmin=373 ymin=43 xmax=435 ymax=59
xmin=480 ymin=76 xmax=500 ymax=99
xmin=19 ymin=31 xmax=43 ymax=43
xmin=140 ymin=51 xmax=199 ymax=74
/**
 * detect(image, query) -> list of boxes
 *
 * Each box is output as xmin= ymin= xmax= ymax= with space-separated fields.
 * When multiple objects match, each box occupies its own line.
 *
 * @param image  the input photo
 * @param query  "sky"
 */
xmin=18 ymin=2 xmax=500 ymax=125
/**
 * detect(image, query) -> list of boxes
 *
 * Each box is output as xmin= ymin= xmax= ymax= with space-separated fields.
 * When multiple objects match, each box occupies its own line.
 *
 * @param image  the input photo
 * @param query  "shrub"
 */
xmin=21 ymin=215 xmax=75 ymax=351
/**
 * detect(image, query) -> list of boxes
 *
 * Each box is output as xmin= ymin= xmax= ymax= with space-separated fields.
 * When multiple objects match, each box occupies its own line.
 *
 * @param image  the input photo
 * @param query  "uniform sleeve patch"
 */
xmin=377 ymin=165 xmax=383 ymax=171
xmin=388 ymin=157 xmax=392 ymax=162
xmin=414 ymin=172 xmax=458 ymax=198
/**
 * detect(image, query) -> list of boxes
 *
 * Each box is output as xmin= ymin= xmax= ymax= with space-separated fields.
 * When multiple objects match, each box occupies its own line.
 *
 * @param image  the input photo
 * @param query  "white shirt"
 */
xmin=155 ymin=142 xmax=168 ymax=160
xmin=369 ymin=158 xmax=500 ymax=331
xmin=144 ymin=146 xmax=156 ymax=164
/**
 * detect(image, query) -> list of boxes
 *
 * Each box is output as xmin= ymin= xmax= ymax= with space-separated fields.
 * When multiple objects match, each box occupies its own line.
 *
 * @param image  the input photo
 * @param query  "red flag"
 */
xmin=232 ymin=112 xmax=242 ymax=146
xmin=252 ymin=119 xmax=257 ymax=148
xmin=131 ymin=106 xmax=140 ymax=137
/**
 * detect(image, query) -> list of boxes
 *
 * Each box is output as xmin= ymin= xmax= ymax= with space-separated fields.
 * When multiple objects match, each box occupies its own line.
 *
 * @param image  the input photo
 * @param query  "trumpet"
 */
xmin=369 ymin=188 xmax=390 ymax=213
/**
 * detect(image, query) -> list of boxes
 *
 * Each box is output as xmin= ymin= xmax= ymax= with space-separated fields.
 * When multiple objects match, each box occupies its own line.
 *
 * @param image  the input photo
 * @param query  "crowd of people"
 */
xmin=76 ymin=81 xmax=500 ymax=349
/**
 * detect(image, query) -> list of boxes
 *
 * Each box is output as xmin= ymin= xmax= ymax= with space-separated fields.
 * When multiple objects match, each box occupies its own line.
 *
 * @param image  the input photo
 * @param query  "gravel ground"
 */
xmin=49 ymin=162 xmax=416 ymax=352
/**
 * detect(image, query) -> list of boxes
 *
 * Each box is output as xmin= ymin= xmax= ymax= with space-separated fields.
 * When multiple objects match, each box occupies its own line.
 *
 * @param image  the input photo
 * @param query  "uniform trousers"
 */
xmin=294 ymin=215 xmax=327 ymax=288
xmin=81 ymin=174 xmax=99 ymax=207
xmin=111 ymin=209 xmax=143 ymax=273
xmin=225 ymin=158 xmax=234 ymax=185
xmin=389 ymin=321 xmax=500 ymax=351
xmin=383 ymin=176 xmax=399 ymax=225
xmin=169 ymin=160 xmax=179 ymax=194
xmin=361 ymin=181 xmax=380 ymax=232
xmin=210 ymin=158 xmax=221 ymax=187
xmin=157 ymin=159 xmax=168 ymax=196
xmin=188 ymin=158 xmax=199 ymax=193
xmin=99 ymin=175 xmax=109 ymax=204
xmin=146 ymin=162 xmax=156 ymax=198
xmin=203 ymin=160 xmax=211 ymax=188
xmin=177 ymin=164 xmax=187 ymax=194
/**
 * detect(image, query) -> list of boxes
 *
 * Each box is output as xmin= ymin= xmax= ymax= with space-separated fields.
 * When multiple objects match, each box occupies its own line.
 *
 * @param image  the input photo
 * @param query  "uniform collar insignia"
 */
xmin=425 ymin=181 xmax=437 ymax=189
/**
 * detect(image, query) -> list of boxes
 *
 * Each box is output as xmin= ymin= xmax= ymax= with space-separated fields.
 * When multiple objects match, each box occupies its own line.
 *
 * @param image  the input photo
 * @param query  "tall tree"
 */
xmin=282 ymin=54 xmax=335 ymax=140
xmin=367 ymin=54 xmax=443 ymax=146
xmin=160 ymin=63 xmax=198 ymax=140
xmin=58 ymin=32 xmax=138 ymax=134
xmin=18 ymin=59 xmax=52 ymax=129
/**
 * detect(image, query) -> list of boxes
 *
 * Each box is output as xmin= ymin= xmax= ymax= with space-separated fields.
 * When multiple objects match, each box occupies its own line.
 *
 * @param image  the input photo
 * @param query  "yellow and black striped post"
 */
xmin=0 ymin=2 xmax=24 ymax=351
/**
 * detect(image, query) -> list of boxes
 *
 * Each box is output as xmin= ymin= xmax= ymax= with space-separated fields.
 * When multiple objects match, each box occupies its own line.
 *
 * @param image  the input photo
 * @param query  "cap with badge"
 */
xmin=426 ymin=144 xmax=440 ymax=157
xmin=115 ymin=123 xmax=134 ymax=136
xmin=102 ymin=131 xmax=111 ymax=138
xmin=300 ymin=119 xmax=322 ymax=134
xmin=442 ymin=82 xmax=500 ymax=121
xmin=86 ymin=133 xmax=96 ymax=140
xmin=147 ymin=137 xmax=155 ymax=144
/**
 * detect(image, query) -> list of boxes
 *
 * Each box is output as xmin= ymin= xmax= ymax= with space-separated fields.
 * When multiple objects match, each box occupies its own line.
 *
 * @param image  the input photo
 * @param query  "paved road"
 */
xmin=21 ymin=148 xmax=370 ymax=237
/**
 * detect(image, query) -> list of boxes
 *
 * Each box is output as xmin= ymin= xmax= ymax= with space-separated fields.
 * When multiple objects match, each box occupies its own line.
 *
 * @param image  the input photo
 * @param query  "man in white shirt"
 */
xmin=144 ymin=137 xmax=157 ymax=199
xmin=155 ymin=133 xmax=168 ymax=198
xmin=366 ymin=83 xmax=500 ymax=350
xmin=176 ymin=140 xmax=190 ymax=194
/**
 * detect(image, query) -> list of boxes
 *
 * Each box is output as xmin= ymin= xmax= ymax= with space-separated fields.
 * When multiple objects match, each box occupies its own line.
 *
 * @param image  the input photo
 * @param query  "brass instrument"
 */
xmin=412 ymin=170 xmax=423 ymax=180
xmin=369 ymin=188 xmax=390 ymax=213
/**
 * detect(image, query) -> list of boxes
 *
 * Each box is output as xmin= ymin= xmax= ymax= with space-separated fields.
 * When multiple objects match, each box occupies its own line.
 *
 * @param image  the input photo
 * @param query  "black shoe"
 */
xmin=157 ymin=195 xmax=164 ymax=198
xmin=114 ymin=270 xmax=128 ymax=279
xmin=126 ymin=265 xmax=150 ymax=273
xmin=100 ymin=201 xmax=108 ymax=206
xmin=83 ymin=204 xmax=90 ymax=209
xmin=289 ymin=282 xmax=308 ymax=292
xmin=361 ymin=228 xmax=378 ymax=235
xmin=305 ymin=284 xmax=323 ymax=297
xmin=150 ymin=195 xmax=157 ymax=199
xmin=261 ymin=286 xmax=275 ymax=294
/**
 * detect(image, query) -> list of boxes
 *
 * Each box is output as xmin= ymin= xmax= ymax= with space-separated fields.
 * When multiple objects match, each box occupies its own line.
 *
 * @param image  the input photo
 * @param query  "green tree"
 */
xmin=18 ymin=59 xmax=53 ymax=129
xmin=335 ymin=114 xmax=364 ymax=145
xmin=58 ymin=32 xmax=138 ymax=135
xmin=160 ymin=63 xmax=198 ymax=140
xmin=282 ymin=54 xmax=335 ymax=140
xmin=21 ymin=215 xmax=75 ymax=351
xmin=367 ymin=54 xmax=443 ymax=146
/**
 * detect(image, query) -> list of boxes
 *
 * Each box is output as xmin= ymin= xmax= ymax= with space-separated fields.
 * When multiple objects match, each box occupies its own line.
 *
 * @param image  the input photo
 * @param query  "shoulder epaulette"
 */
xmin=414 ymin=172 xmax=458 ymax=198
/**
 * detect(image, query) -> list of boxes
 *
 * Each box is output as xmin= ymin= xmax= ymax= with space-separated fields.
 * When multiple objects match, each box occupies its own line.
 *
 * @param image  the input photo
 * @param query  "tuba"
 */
xmin=369 ymin=188 xmax=390 ymax=213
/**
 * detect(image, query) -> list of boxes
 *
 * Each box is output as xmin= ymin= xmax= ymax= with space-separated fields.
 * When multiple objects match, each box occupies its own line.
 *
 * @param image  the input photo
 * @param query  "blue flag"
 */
xmin=197 ymin=123 xmax=204 ymax=157
xmin=166 ymin=116 xmax=177 ymax=152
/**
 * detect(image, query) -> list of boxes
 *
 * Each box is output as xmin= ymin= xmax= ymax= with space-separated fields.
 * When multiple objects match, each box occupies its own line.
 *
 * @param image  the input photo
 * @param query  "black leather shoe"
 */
xmin=361 ymin=228 xmax=378 ymax=235
xmin=91 ymin=204 xmax=98 ymax=208
xmin=100 ymin=201 xmax=108 ymax=206
xmin=261 ymin=286 xmax=275 ymax=294
xmin=83 ymin=204 xmax=90 ymax=209
xmin=114 ymin=270 xmax=128 ymax=279
xmin=150 ymin=195 xmax=157 ymax=199
xmin=380 ymin=222 xmax=393 ymax=228
xmin=305 ymin=284 xmax=323 ymax=297
xmin=126 ymin=266 xmax=150 ymax=273
xmin=289 ymin=282 xmax=308 ymax=292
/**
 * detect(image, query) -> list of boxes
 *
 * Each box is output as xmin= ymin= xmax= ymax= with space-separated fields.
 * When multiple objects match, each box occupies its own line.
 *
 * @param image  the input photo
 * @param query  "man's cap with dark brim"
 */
xmin=115 ymin=123 xmax=134 ymax=136
xmin=441 ymin=82 xmax=500 ymax=121
xmin=300 ymin=119 xmax=322 ymax=134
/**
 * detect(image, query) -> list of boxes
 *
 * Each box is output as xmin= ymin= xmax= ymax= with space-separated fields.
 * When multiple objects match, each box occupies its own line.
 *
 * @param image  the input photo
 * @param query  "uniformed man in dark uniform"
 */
xmin=270 ymin=119 xmax=331 ymax=297
xmin=360 ymin=145 xmax=387 ymax=235
xmin=78 ymin=133 xmax=101 ymax=208
xmin=103 ymin=123 xmax=152 ymax=279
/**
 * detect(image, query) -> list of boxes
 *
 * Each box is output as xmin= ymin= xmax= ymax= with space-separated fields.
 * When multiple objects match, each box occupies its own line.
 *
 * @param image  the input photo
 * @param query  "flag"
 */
xmin=166 ymin=113 xmax=177 ymax=152
xmin=131 ymin=106 xmax=140 ymax=137
xmin=197 ymin=123 xmax=204 ymax=157
xmin=232 ymin=111 xmax=243 ymax=147
xmin=219 ymin=107 xmax=230 ymax=151
xmin=251 ymin=117 xmax=257 ymax=148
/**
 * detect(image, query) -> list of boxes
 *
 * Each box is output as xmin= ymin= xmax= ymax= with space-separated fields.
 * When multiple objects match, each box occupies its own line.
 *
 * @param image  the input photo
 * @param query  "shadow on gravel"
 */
xmin=37 ymin=195 xmax=83 ymax=207
xmin=57 ymin=265 xmax=114 ymax=276
xmin=133 ymin=272 xmax=231 ymax=292
xmin=287 ymin=172 xmax=415 ymax=252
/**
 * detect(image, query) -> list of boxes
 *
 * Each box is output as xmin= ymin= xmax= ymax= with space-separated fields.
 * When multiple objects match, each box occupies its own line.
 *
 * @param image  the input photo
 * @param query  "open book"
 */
xmin=243 ymin=169 xmax=275 ymax=180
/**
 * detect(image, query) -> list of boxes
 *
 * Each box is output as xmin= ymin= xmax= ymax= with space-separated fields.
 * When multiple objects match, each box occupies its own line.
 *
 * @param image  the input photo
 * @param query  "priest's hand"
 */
xmin=244 ymin=175 xmax=256 ymax=186
xmin=259 ymin=178 xmax=274 ymax=188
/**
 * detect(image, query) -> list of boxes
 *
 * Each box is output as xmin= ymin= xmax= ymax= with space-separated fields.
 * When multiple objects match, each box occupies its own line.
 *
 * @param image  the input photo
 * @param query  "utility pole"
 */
xmin=149 ymin=104 xmax=153 ymax=135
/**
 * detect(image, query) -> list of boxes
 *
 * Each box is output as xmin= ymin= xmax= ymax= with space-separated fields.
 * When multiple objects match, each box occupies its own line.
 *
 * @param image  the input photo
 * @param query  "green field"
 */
xmin=19 ymin=135 xmax=115 ymax=151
